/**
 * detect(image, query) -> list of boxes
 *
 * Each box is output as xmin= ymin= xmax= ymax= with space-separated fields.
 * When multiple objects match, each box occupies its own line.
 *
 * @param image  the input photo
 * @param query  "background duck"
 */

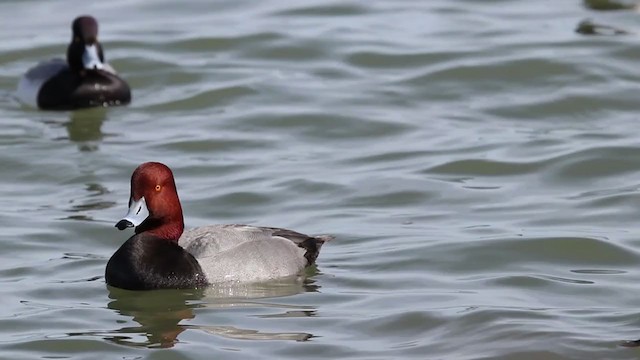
xmin=16 ymin=15 xmax=131 ymax=110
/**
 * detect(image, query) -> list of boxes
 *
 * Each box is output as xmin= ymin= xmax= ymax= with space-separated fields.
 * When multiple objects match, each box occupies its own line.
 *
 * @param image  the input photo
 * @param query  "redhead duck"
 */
xmin=16 ymin=15 xmax=131 ymax=110
xmin=105 ymin=162 xmax=332 ymax=290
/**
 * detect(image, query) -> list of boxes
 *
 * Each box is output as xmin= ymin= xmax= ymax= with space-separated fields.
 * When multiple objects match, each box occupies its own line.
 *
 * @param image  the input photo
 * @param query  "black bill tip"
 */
xmin=115 ymin=219 xmax=133 ymax=230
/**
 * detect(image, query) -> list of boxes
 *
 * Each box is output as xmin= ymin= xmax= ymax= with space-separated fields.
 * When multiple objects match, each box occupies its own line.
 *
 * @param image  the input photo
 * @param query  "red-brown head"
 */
xmin=115 ymin=162 xmax=184 ymax=241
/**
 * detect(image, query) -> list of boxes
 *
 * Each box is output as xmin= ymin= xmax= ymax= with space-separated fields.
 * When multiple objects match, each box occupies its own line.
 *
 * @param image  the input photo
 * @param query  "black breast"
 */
xmin=105 ymin=233 xmax=208 ymax=291
xmin=38 ymin=69 xmax=131 ymax=110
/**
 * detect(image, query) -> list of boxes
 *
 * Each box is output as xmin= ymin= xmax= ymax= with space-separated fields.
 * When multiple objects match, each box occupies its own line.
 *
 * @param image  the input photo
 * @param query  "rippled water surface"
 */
xmin=3 ymin=0 xmax=640 ymax=359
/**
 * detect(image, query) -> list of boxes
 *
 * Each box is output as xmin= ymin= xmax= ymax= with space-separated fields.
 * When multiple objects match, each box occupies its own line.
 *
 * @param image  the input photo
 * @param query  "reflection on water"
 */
xmin=65 ymin=109 xmax=107 ymax=152
xmin=102 ymin=278 xmax=320 ymax=348
xmin=575 ymin=19 xmax=631 ymax=35
xmin=64 ymin=182 xmax=116 ymax=221
xmin=62 ymin=178 xmax=116 ymax=222
xmin=582 ymin=0 xmax=638 ymax=11
xmin=578 ymin=0 xmax=638 ymax=35
xmin=104 ymin=287 xmax=202 ymax=348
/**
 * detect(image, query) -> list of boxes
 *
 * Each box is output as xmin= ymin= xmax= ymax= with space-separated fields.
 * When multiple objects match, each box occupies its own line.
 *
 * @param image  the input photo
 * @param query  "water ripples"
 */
xmin=2 ymin=0 xmax=640 ymax=359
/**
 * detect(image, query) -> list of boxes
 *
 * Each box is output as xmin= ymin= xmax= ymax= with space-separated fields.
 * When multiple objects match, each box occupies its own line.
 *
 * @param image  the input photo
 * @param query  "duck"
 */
xmin=105 ymin=162 xmax=332 ymax=290
xmin=16 ymin=15 xmax=131 ymax=110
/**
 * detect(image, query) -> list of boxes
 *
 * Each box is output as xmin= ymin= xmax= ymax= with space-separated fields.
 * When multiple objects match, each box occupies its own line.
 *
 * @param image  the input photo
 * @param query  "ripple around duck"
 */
xmin=237 ymin=112 xmax=413 ymax=140
xmin=120 ymin=59 xmax=203 ymax=88
xmin=341 ymin=149 xmax=434 ymax=167
xmin=543 ymin=146 xmax=640 ymax=185
xmin=241 ymin=43 xmax=330 ymax=62
xmin=429 ymin=235 xmax=639 ymax=273
xmin=486 ymin=93 xmax=640 ymax=120
xmin=271 ymin=3 xmax=370 ymax=17
xmin=395 ymin=56 xmax=586 ymax=97
xmin=1 ymin=45 xmax=63 ymax=65
xmin=272 ymin=178 xmax=349 ymax=195
xmin=143 ymin=85 xmax=257 ymax=112
xmin=351 ymin=310 xmax=448 ymax=338
xmin=405 ymin=307 xmax=627 ymax=360
xmin=208 ymin=191 xmax=274 ymax=208
xmin=414 ymin=56 xmax=583 ymax=85
xmin=342 ymin=190 xmax=432 ymax=208
xmin=162 ymin=32 xmax=284 ymax=53
xmin=151 ymin=137 xmax=273 ymax=153
xmin=422 ymin=145 xmax=640 ymax=190
xmin=345 ymin=50 xmax=467 ymax=70
xmin=426 ymin=158 xmax=543 ymax=177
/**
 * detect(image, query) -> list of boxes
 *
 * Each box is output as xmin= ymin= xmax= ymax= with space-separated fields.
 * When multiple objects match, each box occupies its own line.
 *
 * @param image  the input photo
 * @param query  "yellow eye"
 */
xmin=155 ymin=185 xmax=161 ymax=192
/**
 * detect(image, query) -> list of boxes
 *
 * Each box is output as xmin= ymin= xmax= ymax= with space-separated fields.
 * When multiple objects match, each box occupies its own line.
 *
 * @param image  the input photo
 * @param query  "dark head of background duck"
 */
xmin=67 ymin=16 xmax=104 ymax=73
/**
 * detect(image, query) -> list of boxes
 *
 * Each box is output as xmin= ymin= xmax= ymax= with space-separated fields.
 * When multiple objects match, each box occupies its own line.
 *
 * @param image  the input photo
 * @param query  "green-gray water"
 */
xmin=2 ymin=0 xmax=640 ymax=359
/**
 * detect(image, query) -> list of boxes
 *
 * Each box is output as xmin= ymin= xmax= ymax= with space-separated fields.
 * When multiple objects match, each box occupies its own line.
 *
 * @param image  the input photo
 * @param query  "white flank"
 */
xmin=16 ymin=58 xmax=67 ymax=108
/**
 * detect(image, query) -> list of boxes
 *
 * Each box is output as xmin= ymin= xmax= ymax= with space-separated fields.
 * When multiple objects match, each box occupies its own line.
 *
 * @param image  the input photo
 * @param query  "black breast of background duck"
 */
xmin=37 ymin=69 xmax=131 ymax=110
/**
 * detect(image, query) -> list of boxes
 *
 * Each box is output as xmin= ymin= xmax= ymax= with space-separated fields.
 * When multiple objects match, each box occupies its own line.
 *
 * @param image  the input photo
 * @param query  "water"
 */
xmin=1 ymin=0 xmax=640 ymax=358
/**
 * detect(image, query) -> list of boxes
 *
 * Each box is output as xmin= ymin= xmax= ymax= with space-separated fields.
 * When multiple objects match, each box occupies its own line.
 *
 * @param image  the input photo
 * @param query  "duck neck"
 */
xmin=135 ymin=216 xmax=184 ymax=242
xmin=66 ymin=42 xmax=84 ymax=73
